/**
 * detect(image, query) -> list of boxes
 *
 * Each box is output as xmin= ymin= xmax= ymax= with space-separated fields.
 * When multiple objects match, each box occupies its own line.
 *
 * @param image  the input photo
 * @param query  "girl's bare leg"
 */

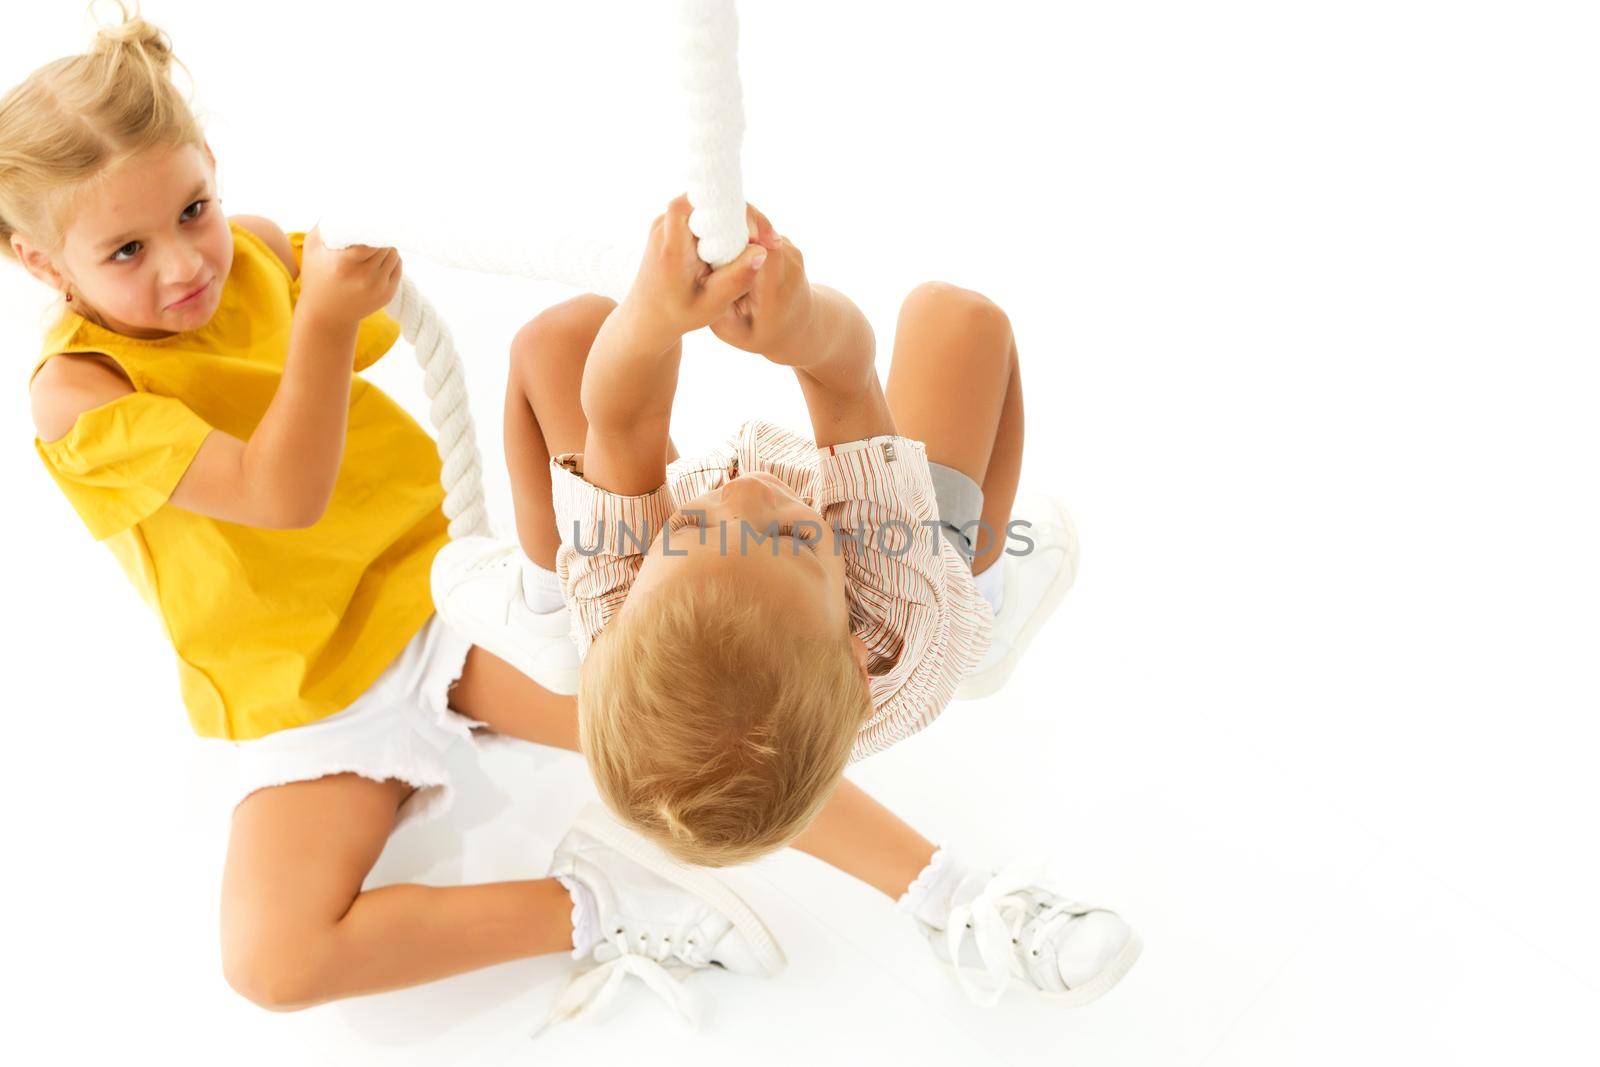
xmin=883 ymin=281 xmax=1024 ymax=577
xmin=220 ymin=773 xmax=575 ymax=1011
xmin=483 ymin=295 xmax=936 ymax=900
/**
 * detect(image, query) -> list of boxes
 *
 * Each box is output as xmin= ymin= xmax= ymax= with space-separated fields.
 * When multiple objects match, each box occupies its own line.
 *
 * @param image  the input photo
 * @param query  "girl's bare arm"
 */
xmin=31 ymin=310 xmax=361 ymax=530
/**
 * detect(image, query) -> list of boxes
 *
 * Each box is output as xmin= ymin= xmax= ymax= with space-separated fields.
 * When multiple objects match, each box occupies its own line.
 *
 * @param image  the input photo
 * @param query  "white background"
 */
xmin=3 ymin=1 xmax=1597 ymax=1063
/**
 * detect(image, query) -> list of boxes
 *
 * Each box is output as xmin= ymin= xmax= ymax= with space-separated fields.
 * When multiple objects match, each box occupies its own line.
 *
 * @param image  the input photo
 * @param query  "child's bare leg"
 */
xmin=503 ymin=294 xmax=679 ymax=569
xmin=786 ymin=780 xmax=938 ymax=898
xmin=488 ymin=295 xmax=936 ymax=901
xmin=883 ymin=281 xmax=1024 ymax=576
xmin=452 ymin=643 xmax=585 ymax=750
xmin=220 ymin=773 xmax=574 ymax=1011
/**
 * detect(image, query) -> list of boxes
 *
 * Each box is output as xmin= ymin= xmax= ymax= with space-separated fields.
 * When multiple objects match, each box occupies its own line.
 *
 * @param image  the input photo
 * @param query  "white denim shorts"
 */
xmin=227 ymin=614 xmax=483 ymax=830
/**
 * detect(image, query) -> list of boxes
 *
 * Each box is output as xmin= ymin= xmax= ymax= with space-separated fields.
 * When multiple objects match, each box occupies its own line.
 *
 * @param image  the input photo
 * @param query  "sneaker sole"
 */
xmin=1040 ymin=926 xmax=1142 ymax=1007
xmin=935 ymin=926 xmax=1142 ymax=1008
xmin=956 ymin=499 xmax=1079 ymax=700
xmin=572 ymin=804 xmax=788 ymax=977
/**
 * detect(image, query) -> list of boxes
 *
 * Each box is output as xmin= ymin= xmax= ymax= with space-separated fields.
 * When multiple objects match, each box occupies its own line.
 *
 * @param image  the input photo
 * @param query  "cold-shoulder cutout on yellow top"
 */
xmin=30 ymin=352 xmax=136 ymax=443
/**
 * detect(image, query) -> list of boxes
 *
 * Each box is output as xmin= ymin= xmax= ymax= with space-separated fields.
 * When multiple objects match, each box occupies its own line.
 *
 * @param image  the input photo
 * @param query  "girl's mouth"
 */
xmin=169 ymin=278 xmax=211 ymax=309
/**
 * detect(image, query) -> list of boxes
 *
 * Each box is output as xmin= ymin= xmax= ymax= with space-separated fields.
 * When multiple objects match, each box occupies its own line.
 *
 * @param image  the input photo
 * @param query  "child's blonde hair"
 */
xmin=0 ymin=2 xmax=203 ymax=263
xmin=579 ymin=574 xmax=873 ymax=868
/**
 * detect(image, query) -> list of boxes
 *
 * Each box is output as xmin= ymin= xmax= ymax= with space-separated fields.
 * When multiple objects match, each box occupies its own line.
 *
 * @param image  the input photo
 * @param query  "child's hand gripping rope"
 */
xmin=298 ymin=228 xmax=403 ymax=327
xmin=709 ymin=202 xmax=818 ymax=366
xmin=612 ymin=194 xmax=770 ymax=355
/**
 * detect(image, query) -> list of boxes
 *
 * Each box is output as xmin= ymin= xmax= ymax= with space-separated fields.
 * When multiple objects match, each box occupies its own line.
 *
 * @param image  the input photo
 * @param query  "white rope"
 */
xmin=316 ymin=217 xmax=638 ymax=303
xmin=679 ymin=0 xmax=748 ymax=267
xmin=386 ymin=275 xmax=491 ymax=538
xmin=324 ymin=0 xmax=748 ymax=540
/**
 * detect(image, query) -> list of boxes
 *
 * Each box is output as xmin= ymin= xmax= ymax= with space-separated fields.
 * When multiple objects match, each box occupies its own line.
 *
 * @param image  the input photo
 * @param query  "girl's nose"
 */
xmin=164 ymin=243 xmax=205 ymax=285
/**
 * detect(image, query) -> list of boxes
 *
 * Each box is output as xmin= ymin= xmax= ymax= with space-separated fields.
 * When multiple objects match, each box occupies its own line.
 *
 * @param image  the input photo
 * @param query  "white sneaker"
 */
xmin=539 ymin=803 xmax=786 ymax=1034
xmin=957 ymin=493 xmax=1079 ymax=700
xmin=430 ymin=535 xmax=580 ymax=695
xmin=915 ymin=860 xmax=1140 ymax=1007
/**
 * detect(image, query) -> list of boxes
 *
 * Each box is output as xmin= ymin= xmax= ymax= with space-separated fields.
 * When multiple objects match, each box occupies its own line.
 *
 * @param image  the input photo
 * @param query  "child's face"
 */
xmin=628 ymin=469 xmax=868 ymax=675
xmin=50 ymin=143 xmax=232 ymax=339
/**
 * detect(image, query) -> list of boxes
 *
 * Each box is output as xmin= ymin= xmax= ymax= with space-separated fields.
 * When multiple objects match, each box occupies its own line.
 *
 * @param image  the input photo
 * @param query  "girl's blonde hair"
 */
xmin=0 ymin=2 xmax=203 ymax=263
xmin=579 ymin=574 xmax=873 ymax=868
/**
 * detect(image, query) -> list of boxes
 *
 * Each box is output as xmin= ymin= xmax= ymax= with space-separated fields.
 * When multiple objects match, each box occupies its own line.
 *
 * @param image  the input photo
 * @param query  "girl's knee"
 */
xmin=221 ymin=923 xmax=335 ymax=1012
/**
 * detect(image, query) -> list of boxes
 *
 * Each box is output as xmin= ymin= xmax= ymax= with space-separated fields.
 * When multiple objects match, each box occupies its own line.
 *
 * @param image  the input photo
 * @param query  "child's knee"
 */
xmin=900 ymin=281 xmax=1012 ymax=345
xmin=221 ymin=921 xmax=334 ymax=1012
xmin=509 ymin=293 xmax=618 ymax=386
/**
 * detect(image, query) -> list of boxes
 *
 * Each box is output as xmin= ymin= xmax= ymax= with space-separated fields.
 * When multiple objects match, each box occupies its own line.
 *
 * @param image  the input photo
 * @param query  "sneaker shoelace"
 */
xmin=465 ymin=542 xmax=521 ymax=575
xmin=531 ymin=927 xmax=707 ymax=1038
xmin=945 ymin=859 xmax=1093 ymax=1007
xmin=460 ymin=542 xmax=532 ymax=620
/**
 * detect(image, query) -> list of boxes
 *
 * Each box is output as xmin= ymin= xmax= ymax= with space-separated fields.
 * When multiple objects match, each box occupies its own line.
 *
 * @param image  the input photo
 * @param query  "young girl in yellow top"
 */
xmin=3 ymin=5 xmax=1133 ymax=1022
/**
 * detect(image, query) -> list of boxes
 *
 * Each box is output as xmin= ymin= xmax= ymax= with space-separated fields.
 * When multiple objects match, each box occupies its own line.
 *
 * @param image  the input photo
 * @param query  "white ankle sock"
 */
xmin=895 ymin=848 xmax=981 ymax=930
xmin=521 ymin=557 xmax=565 ymax=614
xmin=556 ymin=874 xmax=601 ymax=959
xmin=973 ymin=560 xmax=1006 ymax=615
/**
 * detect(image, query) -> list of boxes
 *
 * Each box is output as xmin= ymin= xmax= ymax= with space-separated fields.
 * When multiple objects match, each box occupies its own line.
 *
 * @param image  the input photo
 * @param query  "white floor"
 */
xmin=13 ymin=623 xmax=1586 ymax=1066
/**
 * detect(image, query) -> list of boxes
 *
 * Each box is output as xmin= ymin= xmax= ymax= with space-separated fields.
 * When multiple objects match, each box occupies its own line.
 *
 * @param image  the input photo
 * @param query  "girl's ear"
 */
xmin=11 ymin=235 xmax=67 ymax=294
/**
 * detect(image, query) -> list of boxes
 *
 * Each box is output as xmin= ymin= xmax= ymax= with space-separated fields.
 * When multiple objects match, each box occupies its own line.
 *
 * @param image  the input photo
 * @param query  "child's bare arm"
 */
xmin=577 ymin=312 xmax=683 ymax=497
xmin=785 ymin=285 xmax=897 ymax=447
xmin=579 ymin=195 xmax=767 ymax=495
xmin=184 ymin=230 xmax=400 ymax=527
xmin=708 ymin=206 xmax=895 ymax=446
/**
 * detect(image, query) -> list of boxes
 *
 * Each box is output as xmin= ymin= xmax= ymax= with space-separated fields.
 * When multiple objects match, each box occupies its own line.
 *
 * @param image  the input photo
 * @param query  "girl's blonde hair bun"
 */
xmin=89 ymin=2 xmax=177 ymax=78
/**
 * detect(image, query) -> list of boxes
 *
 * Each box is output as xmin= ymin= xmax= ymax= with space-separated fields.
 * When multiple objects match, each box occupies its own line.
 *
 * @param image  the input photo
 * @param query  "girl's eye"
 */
xmin=106 ymin=200 xmax=207 ymax=262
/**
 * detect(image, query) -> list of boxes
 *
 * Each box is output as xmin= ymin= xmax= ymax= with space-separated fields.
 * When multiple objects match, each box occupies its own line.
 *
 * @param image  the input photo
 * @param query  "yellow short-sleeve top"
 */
xmin=29 ymin=221 xmax=451 ymax=740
